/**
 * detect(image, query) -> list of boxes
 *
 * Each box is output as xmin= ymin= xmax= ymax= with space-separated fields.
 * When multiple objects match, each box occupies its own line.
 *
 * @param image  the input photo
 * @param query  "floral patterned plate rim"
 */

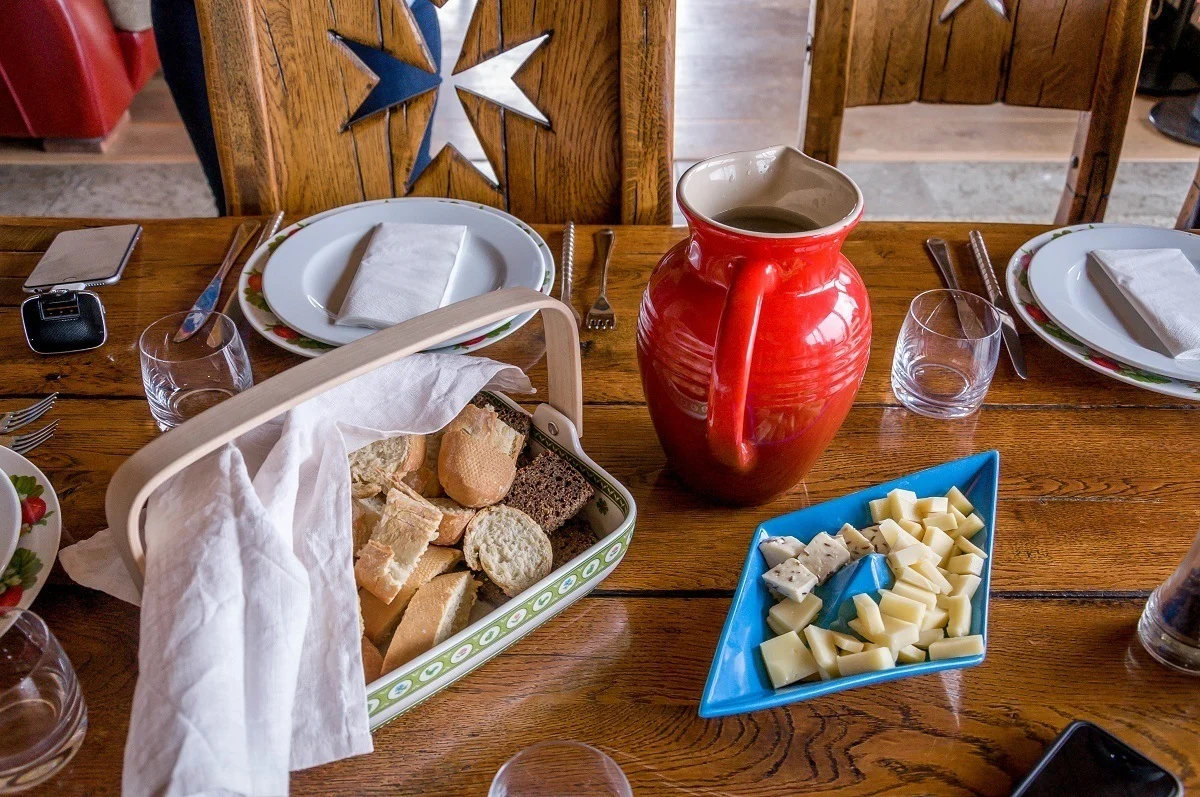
xmin=1005 ymin=224 xmax=1200 ymax=401
xmin=238 ymin=198 xmax=555 ymax=359
xmin=0 ymin=447 xmax=61 ymax=610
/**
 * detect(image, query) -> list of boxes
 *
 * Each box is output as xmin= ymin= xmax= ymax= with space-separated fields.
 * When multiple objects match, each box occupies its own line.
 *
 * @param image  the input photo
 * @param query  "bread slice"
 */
xmin=366 ymin=485 xmax=442 ymax=586
xmin=438 ymin=404 xmax=524 ymax=507
xmin=550 ymin=516 xmax=599 ymax=569
xmin=350 ymin=434 xmax=426 ymax=485
xmin=351 ymin=482 xmax=383 ymax=499
xmin=402 ymin=466 xmax=442 ymax=498
xmin=428 ymin=497 xmax=476 ymax=546
xmin=351 ymin=494 xmax=385 ymax=554
xmin=470 ymin=393 xmax=532 ymax=439
xmin=382 ymin=571 xmax=478 ymax=674
xmin=354 ymin=540 xmax=406 ymax=603
xmin=504 ymin=450 xmax=595 ymax=533
xmin=361 ymin=636 xmax=384 ymax=683
xmin=463 ymin=505 xmax=552 ymax=597
xmin=360 ymin=545 xmax=463 ymax=645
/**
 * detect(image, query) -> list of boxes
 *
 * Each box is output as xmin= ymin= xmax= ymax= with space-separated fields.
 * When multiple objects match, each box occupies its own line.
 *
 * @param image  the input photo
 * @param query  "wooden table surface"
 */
xmin=2 ymin=216 xmax=1198 ymax=795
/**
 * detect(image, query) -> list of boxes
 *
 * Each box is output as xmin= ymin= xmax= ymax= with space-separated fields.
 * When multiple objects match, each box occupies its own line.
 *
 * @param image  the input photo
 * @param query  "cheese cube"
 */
xmin=852 ymin=593 xmax=886 ymax=636
xmin=922 ymin=513 xmax=958 ymax=532
xmin=946 ymin=486 xmax=974 ymax=514
xmin=948 ymin=573 xmax=982 ymax=600
xmin=954 ymin=533 xmax=987 ymax=559
xmin=928 ymin=634 xmax=985 ymax=660
xmin=922 ymin=526 xmax=956 ymax=565
xmin=898 ymin=519 xmax=924 ymax=536
xmin=859 ymin=525 xmax=890 ymax=555
xmin=921 ymin=605 xmax=949 ymax=630
xmin=838 ymin=646 xmax=896 ymax=675
xmin=947 ymin=552 xmax=985 ymax=576
xmin=878 ymin=589 xmax=927 ymax=627
xmin=948 ymin=504 xmax=969 ymax=526
xmin=912 ymin=559 xmax=953 ymax=594
xmin=759 ymin=631 xmax=819 ymax=688
xmin=950 ymin=512 xmax=985 ymax=540
xmin=915 ymin=496 xmax=949 ymax=516
xmin=803 ymin=626 xmax=841 ymax=674
xmin=896 ymin=567 xmax=935 ymax=592
xmin=915 ymin=627 xmax=945 ymax=649
xmin=890 ymin=579 xmax=938 ymax=608
xmin=814 ymin=665 xmax=836 ymax=682
xmin=887 ymin=543 xmax=931 ymax=570
xmin=761 ymin=558 xmax=818 ymax=602
xmin=767 ymin=593 xmax=823 ymax=634
xmin=868 ymin=498 xmax=890 ymax=523
xmin=878 ymin=519 xmax=905 ymax=547
xmin=887 ymin=490 xmax=920 ymax=523
xmin=759 ymin=535 xmax=806 ymax=568
xmin=830 ymin=630 xmax=864 ymax=653
xmin=795 ymin=532 xmax=853 ymax=584
xmin=877 ymin=615 xmax=921 ymax=654
xmin=940 ymin=594 xmax=972 ymax=637
xmin=897 ymin=644 xmax=927 ymax=664
xmin=837 ymin=525 xmax=876 ymax=559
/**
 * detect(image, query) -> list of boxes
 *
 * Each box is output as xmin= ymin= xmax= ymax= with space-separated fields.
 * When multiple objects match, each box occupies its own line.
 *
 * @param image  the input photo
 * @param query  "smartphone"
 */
xmin=22 ymin=224 xmax=141 ymax=292
xmin=1010 ymin=720 xmax=1182 ymax=797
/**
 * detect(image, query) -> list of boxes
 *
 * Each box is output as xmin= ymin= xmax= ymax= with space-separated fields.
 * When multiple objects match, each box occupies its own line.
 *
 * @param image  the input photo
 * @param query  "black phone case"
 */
xmin=22 ymin=291 xmax=107 ymax=355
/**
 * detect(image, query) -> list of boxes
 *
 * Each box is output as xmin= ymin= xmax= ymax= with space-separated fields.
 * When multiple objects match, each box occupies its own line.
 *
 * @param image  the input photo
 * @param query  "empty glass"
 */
xmin=891 ymin=289 xmax=1002 ymax=419
xmin=1139 ymin=525 xmax=1200 ymax=674
xmin=139 ymin=312 xmax=253 ymax=431
xmin=0 ymin=609 xmax=87 ymax=793
xmin=489 ymin=741 xmax=632 ymax=797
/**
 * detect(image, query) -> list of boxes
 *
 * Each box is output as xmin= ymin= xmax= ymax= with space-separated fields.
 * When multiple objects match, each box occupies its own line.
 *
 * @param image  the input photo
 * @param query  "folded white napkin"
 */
xmin=59 ymin=353 xmax=533 ymax=797
xmin=1092 ymin=248 xmax=1200 ymax=360
xmin=335 ymin=222 xmax=466 ymax=329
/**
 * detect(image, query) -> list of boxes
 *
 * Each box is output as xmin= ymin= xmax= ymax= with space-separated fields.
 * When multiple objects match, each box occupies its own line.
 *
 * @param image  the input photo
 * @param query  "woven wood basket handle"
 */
xmin=106 ymin=288 xmax=582 ymax=588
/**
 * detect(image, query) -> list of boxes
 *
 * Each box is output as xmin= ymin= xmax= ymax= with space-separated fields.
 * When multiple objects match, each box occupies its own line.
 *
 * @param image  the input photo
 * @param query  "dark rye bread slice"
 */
xmin=551 ymin=516 xmax=598 ymax=569
xmin=470 ymin=393 xmax=531 ymax=439
xmin=503 ymin=450 xmax=595 ymax=534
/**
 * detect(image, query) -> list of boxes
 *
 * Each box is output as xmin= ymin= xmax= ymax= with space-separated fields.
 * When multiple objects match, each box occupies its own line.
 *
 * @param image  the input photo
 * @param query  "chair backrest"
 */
xmin=804 ymin=0 xmax=1149 ymax=225
xmin=196 ymin=0 xmax=675 ymax=224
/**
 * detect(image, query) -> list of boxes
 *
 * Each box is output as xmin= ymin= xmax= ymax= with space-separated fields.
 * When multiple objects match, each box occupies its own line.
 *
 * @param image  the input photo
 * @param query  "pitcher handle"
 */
xmin=707 ymin=257 xmax=778 ymax=472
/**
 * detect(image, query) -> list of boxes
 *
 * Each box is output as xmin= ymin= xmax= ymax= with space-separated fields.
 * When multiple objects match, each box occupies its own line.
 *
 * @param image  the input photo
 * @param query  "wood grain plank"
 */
xmin=802 ymin=0 xmax=855 ymax=163
xmin=1177 ymin=156 xmax=1200 ymax=230
xmin=38 ymin=590 xmax=1200 ymax=795
xmin=619 ymin=0 xmax=676 ymax=224
xmin=845 ymin=0 xmax=932 ymax=107
xmin=1004 ymin=0 xmax=1110 ymax=111
xmin=921 ymin=0 xmax=1015 ymax=105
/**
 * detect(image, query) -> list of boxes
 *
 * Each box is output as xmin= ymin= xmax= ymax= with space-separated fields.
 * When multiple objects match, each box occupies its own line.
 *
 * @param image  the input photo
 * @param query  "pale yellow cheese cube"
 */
xmin=890 ymin=580 xmax=939 ymax=608
xmin=838 ymin=646 xmax=896 ymax=675
xmin=852 ymin=593 xmax=886 ymax=636
xmin=767 ymin=593 xmax=823 ymax=634
xmin=939 ymin=593 xmax=972 ymax=637
xmin=915 ymin=496 xmax=949 ymax=516
xmin=868 ymin=497 xmax=891 ymax=523
xmin=766 ymin=614 xmax=792 ymax=636
xmin=948 ymin=504 xmax=969 ymax=526
xmin=948 ymin=573 xmax=982 ymax=600
xmin=928 ymin=634 xmax=985 ymax=660
xmin=897 ymin=519 xmax=924 ymax=536
xmin=945 ymin=486 xmax=974 ymax=515
xmin=830 ymin=630 xmax=864 ymax=654
xmin=922 ymin=513 xmax=958 ymax=532
xmin=896 ymin=567 xmax=935 ymax=592
xmin=947 ymin=552 xmax=985 ymax=576
xmin=878 ymin=519 xmax=906 ymax=547
xmin=912 ymin=559 xmax=953 ymax=594
xmin=759 ymin=631 xmax=820 ymax=688
xmin=921 ymin=605 xmax=949 ymax=630
xmin=915 ymin=627 xmax=945 ymax=649
xmin=922 ymin=526 xmax=956 ymax=565
xmin=887 ymin=489 xmax=920 ymax=523
xmin=951 ymin=512 xmax=985 ymax=540
xmin=954 ymin=533 xmax=987 ymax=559
xmin=887 ymin=543 xmax=932 ymax=570
xmin=877 ymin=615 xmax=921 ymax=654
xmin=897 ymin=644 xmax=927 ymax=664
xmin=803 ymin=625 xmax=841 ymax=674
xmin=878 ymin=589 xmax=927 ymax=627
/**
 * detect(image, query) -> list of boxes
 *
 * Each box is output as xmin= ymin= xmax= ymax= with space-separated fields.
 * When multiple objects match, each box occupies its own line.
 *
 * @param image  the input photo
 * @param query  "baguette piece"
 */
xmin=361 ymin=636 xmax=383 ymax=683
xmin=354 ymin=540 xmax=406 ymax=603
xmin=351 ymin=494 xmax=385 ymax=554
xmin=438 ymin=404 xmax=524 ymax=507
xmin=470 ymin=394 xmax=532 ymax=438
xmin=401 ymin=466 xmax=442 ymax=498
xmin=503 ymin=450 xmax=594 ymax=533
xmin=350 ymin=434 xmax=426 ymax=485
xmin=360 ymin=545 xmax=463 ymax=645
xmin=366 ymin=484 xmax=442 ymax=585
xmin=462 ymin=505 xmax=552 ymax=597
xmin=382 ymin=571 xmax=478 ymax=674
xmin=428 ymin=497 xmax=476 ymax=546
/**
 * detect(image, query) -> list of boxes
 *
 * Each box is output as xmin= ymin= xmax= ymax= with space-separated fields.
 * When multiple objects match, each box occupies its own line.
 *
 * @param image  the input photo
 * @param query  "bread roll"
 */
xmin=437 ymin=405 xmax=524 ymax=507
xmin=462 ymin=505 xmax=552 ymax=597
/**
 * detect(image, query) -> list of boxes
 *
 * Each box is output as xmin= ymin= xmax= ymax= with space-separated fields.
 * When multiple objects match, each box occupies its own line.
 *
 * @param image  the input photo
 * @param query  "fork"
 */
xmin=584 ymin=229 xmax=616 ymax=331
xmin=560 ymin=221 xmax=582 ymax=328
xmin=0 ymin=420 xmax=58 ymax=455
xmin=0 ymin=394 xmax=58 ymax=435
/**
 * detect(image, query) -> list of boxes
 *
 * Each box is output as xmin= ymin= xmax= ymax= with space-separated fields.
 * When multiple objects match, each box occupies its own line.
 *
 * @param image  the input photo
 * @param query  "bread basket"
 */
xmin=106 ymin=288 xmax=637 ymax=729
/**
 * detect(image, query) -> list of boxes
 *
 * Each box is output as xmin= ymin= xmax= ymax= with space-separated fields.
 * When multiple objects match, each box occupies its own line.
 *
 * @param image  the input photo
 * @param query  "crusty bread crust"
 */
xmin=428 ymin=496 xmax=476 ymax=546
xmin=361 ymin=636 xmax=384 ymax=683
xmin=382 ymin=571 xmax=478 ymax=674
xmin=438 ymin=405 xmax=524 ymax=507
xmin=367 ymin=485 xmax=442 ymax=587
xmin=354 ymin=539 xmax=405 ymax=603
xmin=463 ymin=505 xmax=552 ymax=597
xmin=351 ymin=494 xmax=384 ymax=554
xmin=360 ymin=545 xmax=463 ymax=645
xmin=349 ymin=434 xmax=427 ymax=485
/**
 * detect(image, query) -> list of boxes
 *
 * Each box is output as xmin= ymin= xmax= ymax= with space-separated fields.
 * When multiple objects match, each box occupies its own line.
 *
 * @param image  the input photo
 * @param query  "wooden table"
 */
xmin=2 ymin=217 xmax=1198 ymax=795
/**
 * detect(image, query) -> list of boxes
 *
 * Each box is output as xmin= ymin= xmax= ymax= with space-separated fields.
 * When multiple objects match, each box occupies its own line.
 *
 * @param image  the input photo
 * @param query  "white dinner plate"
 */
xmin=261 ymin=199 xmax=548 ymax=348
xmin=0 ymin=446 xmax=61 ymax=611
xmin=1026 ymin=224 xmax=1200 ymax=381
xmin=1006 ymin=225 xmax=1200 ymax=401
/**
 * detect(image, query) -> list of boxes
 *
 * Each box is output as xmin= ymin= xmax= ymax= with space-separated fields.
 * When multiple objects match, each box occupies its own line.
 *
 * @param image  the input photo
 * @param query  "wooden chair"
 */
xmin=195 ymin=0 xmax=675 ymax=223
xmin=803 ymin=0 xmax=1149 ymax=225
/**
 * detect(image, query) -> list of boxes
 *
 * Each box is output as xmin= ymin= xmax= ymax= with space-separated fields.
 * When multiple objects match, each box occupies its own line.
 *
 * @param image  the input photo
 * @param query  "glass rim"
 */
xmin=138 ymin=311 xmax=241 ymax=364
xmin=0 ymin=609 xmax=53 ymax=699
xmin=907 ymin=289 xmax=1002 ymax=342
xmin=490 ymin=740 xmax=631 ymax=796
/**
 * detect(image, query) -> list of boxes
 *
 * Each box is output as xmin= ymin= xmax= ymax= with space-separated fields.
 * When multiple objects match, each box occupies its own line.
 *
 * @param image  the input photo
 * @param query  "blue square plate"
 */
xmin=699 ymin=450 xmax=1000 ymax=718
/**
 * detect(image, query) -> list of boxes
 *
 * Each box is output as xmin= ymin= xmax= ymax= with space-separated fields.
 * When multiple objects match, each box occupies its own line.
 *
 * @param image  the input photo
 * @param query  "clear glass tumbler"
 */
xmin=1139 ymin=526 xmax=1200 ymax=674
xmin=139 ymin=312 xmax=253 ymax=431
xmin=489 ymin=741 xmax=632 ymax=797
xmin=891 ymin=289 xmax=1003 ymax=419
xmin=0 ymin=609 xmax=87 ymax=793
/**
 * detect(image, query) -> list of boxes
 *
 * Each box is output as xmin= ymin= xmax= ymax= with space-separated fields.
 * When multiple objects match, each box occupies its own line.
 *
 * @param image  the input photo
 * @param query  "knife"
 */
xmin=174 ymin=219 xmax=261 ymax=342
xmin=925 ymin=238 xmax=987 ymax=338
xmin=205 ymin=211 xmax=285 ymax=347
xmin=967 ymin=230 xmax=1028 ymax=380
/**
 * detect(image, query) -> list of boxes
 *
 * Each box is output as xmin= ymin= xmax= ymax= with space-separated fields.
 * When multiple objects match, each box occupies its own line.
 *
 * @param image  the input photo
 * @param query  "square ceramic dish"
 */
xmin=106 ymin=289 xmax=636 ymax=731
xmin=700 ymin=450 xmax=999 ymax=718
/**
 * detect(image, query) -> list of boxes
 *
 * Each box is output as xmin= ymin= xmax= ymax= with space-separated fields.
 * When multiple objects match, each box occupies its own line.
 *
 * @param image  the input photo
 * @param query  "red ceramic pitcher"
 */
xmin=636 ymin=145 xmax=872 ymax=505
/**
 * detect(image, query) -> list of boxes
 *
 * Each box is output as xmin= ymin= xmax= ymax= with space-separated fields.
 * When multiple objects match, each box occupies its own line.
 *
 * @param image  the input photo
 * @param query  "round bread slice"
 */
xmin=463 ymin=505 xmax=552 ymax=597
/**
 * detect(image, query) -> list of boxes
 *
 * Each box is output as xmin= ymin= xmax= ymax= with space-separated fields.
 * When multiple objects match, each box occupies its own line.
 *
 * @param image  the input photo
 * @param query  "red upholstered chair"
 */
xmin=0 ymin=0 xmax=160 ymax=148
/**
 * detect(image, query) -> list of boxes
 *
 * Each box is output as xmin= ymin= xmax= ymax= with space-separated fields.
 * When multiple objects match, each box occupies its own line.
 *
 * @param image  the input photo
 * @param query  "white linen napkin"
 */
xmin=334 ymin=222 xmax=467 ymax=329
xmin=1092 ymin=248 xmax=1200 ymax=359
xmin=59 ymin=353 xmax=533 ymax=797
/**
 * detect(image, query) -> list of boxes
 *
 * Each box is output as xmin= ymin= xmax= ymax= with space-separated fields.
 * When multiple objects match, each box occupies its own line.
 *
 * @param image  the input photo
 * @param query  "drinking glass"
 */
xmin=891 ymin=289 xmax=1002 ymax=419
xmin=1139 ymin=525 xmax=1200 ymax=674
xmin=0 ymin=609 xmax=87 ymax=793
xmin=489 ymin=741 xmax=632 ymax=797
xmin=139 ymin=312 xmax=253 ymax=431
